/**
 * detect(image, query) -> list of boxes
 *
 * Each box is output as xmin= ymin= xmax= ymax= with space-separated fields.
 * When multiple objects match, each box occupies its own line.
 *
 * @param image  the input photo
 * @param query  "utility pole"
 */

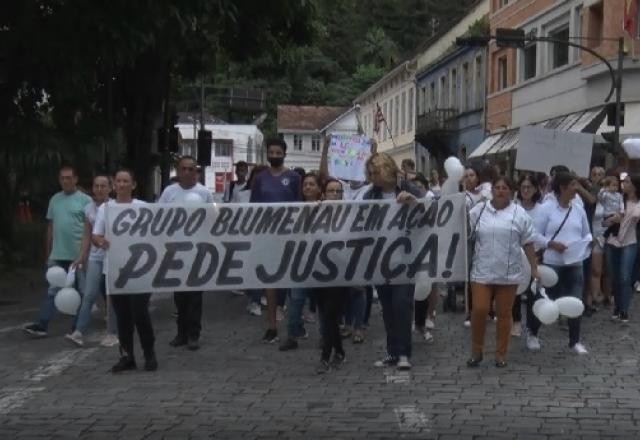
xmin=160 ymin=67 xmax=171 ymax=190
xmin=614 ymin=37 xmax=625 ymax=159
xmin=198 ymin=77 xmax=206 ymax=185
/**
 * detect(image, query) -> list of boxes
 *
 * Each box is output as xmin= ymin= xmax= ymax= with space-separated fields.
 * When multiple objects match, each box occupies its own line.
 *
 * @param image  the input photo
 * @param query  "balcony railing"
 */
xmin=416 ymin=108 xmax=458 ymax=136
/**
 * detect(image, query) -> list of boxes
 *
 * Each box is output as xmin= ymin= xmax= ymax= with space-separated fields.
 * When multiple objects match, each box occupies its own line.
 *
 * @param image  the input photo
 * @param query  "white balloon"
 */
xmin=414 ymin=281 xmax=432 ymax=301
xmin=65 ymin=267 xmax=76 ymax=288
xmin=533 ymin=298 xmax=560 ymax=325
xmin=440 ymin=156 xmax=465 ymax=196
xmin=537 ymin=265 xmax=558 ymax=288
xmin=555 ymin=296 xmax=584 ymax=318
xmin=54 ymin=287 xmax=81 ymax=315
xmin=622 ymin=138 xmax=640 ymax=159
xmin=46 ymin=266 xmax=68 ymax=288
xmin=517 ymin=249 xmax=531 ymax=294
xmin=183 ymin=192 xmax=205 ymax=204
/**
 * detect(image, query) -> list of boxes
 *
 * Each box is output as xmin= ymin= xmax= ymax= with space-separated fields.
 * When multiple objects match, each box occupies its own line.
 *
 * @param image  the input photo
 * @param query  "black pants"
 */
xmin=414 ymin=299 xmax=428 ymax=328
xmin=111 ymin=293 xmax=154 ymax=358
xmin=512 ymin=294 xmax=522 ymax=322
xmin=363 ymin=286 xmax=373 ymax=326
xmin=174 ymin=291 xmax=203 ymax=340
xmin=316 ymin=287 xmax=347 ymax=361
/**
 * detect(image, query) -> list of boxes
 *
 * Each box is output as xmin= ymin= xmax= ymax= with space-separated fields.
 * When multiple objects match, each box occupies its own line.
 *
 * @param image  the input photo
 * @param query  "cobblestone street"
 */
xmin=1 ymin=288 xmax=640 ymax=439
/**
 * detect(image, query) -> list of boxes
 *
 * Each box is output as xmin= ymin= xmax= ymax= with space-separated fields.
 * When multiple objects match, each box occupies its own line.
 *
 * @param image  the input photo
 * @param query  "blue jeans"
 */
xmin=75 ymin=260 xmax=117 ymax=334
xmin=287 ymin=288 xmax=308 ymax=338
xmin=377 ymin=284 xmax=414 ymax=358
xmin=546 ymin=264 xmax=583 ymax=347
xmin=605 ymin=243 xmax=638 ymax=314
xmin=344 ymin=287 xmax=366 ymax=330
xmin=38 ymin=260 xmax=85 ymax=330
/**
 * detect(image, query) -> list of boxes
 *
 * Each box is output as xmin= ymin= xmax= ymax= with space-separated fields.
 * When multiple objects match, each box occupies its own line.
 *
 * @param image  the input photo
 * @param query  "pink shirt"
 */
xmin=608 ymin=200 xmax=640 ymax=247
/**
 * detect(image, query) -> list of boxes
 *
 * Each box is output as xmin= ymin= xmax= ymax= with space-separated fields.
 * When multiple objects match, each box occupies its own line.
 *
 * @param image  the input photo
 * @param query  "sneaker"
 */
xmin=279 ymin=338 xmax=298 ymax=351
xmin=246 ymin=302 xmax=262 ymax=316
xmin=423 ymin=331 xmax=434 ymax=343
xmin=99 ymin=334 xmax=119 ymax=347
xmin=23 ymin=323 xmax=47 ymax=338
xmin=262 ymin=329 xmax=279 ymax=344
xmin=635 ymin=281 xmax=640 ymax=292
xmin=374 ymin=355 xmax=398 ymax=368
xmin=260 ymin=296 xmax=267 ymax=307
xmin=169 ymin=335 xmax=187 ymax=347
xmin=276 ymin=307 xmax=285 ymax=322
xmin=511 ymin=324 xmax=522 ymax=338
xmin=571 ymin=342 xmax=588 ymax=355
xmin=619 ymin=311 xmax=629 ymax=323
xmin=187 ymin=338 xmax=200 ymax=351
xmin=526 ymin=334 xmax=541 ymax=351
xmin=111 ymin=355 xmax=136 ymax=373
xmin=425 ymin=318 xmax=435 ymax=330
xmin=611 ymin=310 xmax=620 ymax=321
xmin=230 ymin=290 xmax=244 ymax=296
xmin=316 ymin=359 xmax=331 ymax=374
xmin=144 ymin=354 xmax=158 ymax=371
xmin=331 ymin=352 xmax=346 ymax=369
xmin=65 ymin=330 xmax=84 ymax=347
xmin=296 ymin=329 xmax=309 ymax=340
xmin=463 ymin=318 xmax=471 ymax=328
xmin=397 ymin=356 xmax=412 ymax=371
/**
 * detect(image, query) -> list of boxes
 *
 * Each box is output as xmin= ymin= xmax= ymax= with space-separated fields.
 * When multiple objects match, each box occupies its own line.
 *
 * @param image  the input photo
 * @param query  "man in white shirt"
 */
xmin=158 ymin=156 xmax=214 ymax=351
xmin=224 ymin=161 xmax=248 ymax=202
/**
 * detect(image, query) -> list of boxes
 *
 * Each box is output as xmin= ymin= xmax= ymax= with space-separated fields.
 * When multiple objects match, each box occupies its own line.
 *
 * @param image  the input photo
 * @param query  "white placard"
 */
xmin=105 ymin=195 xmax=467 ymax=294
xmin=515 ymin=126 xmax=594 ymax=177
xmin=328 ymin=134 xmax=371 ymax=182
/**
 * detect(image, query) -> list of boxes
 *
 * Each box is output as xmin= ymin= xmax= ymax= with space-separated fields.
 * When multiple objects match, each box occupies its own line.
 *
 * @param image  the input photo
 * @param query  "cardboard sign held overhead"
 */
xmin=328 ymin=134 xmax=371 ymax=182
xmin=515 ymin=126 xmax=594 ymax=177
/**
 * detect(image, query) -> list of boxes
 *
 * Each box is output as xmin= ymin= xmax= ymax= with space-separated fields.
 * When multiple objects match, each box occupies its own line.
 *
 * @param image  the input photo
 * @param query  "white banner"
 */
xmin=105 ymin=194 xmax=467 ymax=293
xmin=515 ymin=126 xmax=594 ymax=177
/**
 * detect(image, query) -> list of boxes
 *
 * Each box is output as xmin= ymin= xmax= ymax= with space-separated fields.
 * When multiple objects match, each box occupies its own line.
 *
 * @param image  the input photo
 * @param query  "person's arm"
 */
xmin=524 ymin=242 xmax=539 ymax=280
xmin=249 ymin=174 xmax=261 ymax=203
xmin=91 ymin=205 xmax=109 ymax=250
xmin=580 ymin=209 xmax=593 ymax=242
xmin=576 ymin=179 xmax=596 ymax=205
xmin=73 ymin=219 xmax=92 ymax=268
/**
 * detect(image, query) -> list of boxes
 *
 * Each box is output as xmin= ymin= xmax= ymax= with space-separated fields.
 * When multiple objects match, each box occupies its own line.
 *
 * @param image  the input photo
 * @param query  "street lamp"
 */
xmin=457 ymin=29 xmax=626 ymax=156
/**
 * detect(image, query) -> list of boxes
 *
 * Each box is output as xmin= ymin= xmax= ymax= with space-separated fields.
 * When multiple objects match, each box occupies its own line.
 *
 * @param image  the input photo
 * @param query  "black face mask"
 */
xmin=268 ymin=157 xmax=284 ymax=168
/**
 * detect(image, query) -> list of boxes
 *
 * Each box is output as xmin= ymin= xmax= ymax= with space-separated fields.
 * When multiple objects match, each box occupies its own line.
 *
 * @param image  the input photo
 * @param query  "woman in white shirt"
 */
xmin=604 ymin=174 xmax=640 ymax=322
xmin=93 ymin=169 xmax=157 ymax=373
xmin=468 ymin=176 xmax=539 ymax=368
xmin=538 ymin=172 xmax=592 ymax=355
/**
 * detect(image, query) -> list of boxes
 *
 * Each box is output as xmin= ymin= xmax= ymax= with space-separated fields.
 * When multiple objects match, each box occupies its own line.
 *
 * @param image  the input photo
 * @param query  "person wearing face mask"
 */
xmin=224 ymin=161 xmax=249 ymax=203
xmin=250 ymin=138 xmax=302 ymax=343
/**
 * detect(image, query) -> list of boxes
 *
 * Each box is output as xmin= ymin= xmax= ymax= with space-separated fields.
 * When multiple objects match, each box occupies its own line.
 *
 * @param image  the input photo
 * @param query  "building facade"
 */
xmin=354 ymin=61 xmax=419 ymax=172
xmin=276 ymin=105 xmax=360 ymax=171
xmin=474 ymin=0 xmax=640 ymax=169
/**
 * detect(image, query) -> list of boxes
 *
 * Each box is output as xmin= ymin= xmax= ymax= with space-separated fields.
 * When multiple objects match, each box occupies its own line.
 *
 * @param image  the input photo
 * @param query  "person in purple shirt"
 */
xmin=250 ymin=138 xmax=301 ymax=343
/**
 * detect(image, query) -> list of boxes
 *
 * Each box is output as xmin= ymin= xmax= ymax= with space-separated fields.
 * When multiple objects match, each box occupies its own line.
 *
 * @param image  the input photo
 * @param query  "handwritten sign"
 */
xmin=328 ymin=135 xmax=371 ymax=182
xmin=105 ymin=195 xmax=467 ymax=294
xmin=515 ymin=126 xmax=594 ymax=177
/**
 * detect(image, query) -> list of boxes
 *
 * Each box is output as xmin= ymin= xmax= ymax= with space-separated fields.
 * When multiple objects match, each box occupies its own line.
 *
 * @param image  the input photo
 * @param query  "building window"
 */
xmin=214 ymin=139 xmax=232 ymax=157
xmin=408 ymin=88 xmax=414 ymax=132
xmin=293 ymin=134 xmax=302 ymax=151
xmin=394 ymin=95 xmax=400 ymax=137
xmin=550 ymin=26 xmax=570 ymax=69
xmin=383 ymin=102 xmax=388 ymax=141
xmin=499 ymin=0 xmax=509 ymax=8
xmin=311 ymin=134 xmax=321 ymax=152
xmin=400 ymin=92 xmax=406 ymax=135
xmin=587 ymin=2 xmax=603 ymax=47
xmin=439 ymin=75 xmax=448 ymax=108
xmin=498 ymin=56 xmax=508 ymax=90
xmin=462 ymin=63 xmax=470 ymax=112
xmin=430 ymin=82 xmax=436 ymax=111
xmin=523 ymin=42 xmax=537 ymax=80
xmin=450 ymin=68 xmax=458 ymax=109
xmin=474 ymin=56 xmax=483 ymax=107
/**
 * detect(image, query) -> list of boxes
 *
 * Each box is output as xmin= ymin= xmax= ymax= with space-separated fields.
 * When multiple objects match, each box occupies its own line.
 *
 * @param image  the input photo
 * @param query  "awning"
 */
xmin=468 ymin=107 xmax=605 ymax=159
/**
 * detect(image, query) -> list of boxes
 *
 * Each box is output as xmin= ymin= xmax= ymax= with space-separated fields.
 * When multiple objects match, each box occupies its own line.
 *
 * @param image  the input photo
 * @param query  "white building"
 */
xmin=277 ymin=105 xmax=360 ymax=171
xmin=176 ymin=116 xmax=263 ymax=195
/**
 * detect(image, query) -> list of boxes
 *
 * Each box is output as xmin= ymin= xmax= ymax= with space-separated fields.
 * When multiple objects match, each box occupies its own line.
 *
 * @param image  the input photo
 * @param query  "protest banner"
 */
xmin=328 ymin=134 xmax=371 ymax=181
xmin=515 ymin=126 xmax=594 ymax=177
xmin=105 ymin=194 xmax=467 ymax=294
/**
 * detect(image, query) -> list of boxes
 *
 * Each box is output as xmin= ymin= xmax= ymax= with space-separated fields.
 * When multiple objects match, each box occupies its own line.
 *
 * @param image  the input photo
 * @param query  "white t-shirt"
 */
xmin=539 ymin=200 xmax=592 ymax=266
xmin=85 ymin=199 xmax=112 ymax=262
xmin=225 ymin=181 xmax=247 ymax=202
xmin=232 ymin=189 xmax=251 ymax=203
xmin=157 ymin=182 xmax=214 ymax=203
xmin=94 ymin=199 xmax=147 ymax=276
